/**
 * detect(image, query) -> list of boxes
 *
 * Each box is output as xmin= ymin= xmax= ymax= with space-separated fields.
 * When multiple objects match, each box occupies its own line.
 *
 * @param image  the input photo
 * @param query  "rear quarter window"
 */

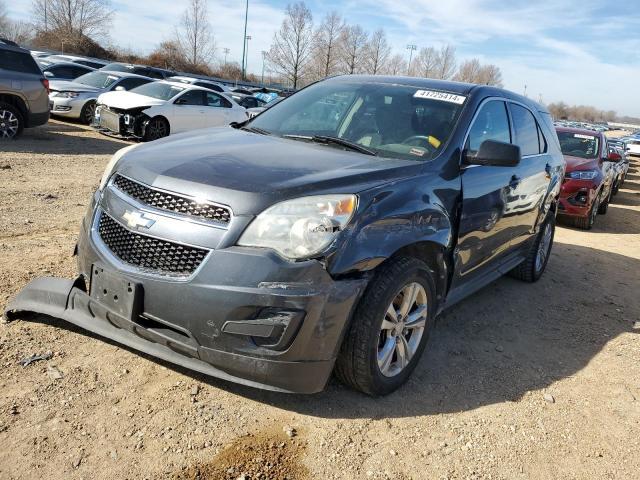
xmin=0 ymin=50 xmax=42 ymax=75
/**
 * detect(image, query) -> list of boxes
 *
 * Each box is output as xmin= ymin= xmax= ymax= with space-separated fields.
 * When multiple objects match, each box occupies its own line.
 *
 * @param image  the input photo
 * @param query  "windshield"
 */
xmin=250 ymin=81 xmax=465 ymax=160
xmin=75 ymin=71 xmax=119 ymax=89
xmin=130 ymin=82 xmax=185 ymax=100
xmin=102 ymin=63 xmax=131 ymax=72
xmin=557 ymin=131 xmax=600 ymax=159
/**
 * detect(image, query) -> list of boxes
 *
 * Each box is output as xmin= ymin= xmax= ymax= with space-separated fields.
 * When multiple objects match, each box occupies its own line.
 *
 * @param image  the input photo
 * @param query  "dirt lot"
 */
xmin=0 ymin=120 xmax=639 ymax=479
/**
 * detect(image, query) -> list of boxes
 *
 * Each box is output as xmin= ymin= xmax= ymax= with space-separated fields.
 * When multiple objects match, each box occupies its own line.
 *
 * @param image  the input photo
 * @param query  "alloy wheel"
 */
xmin=147 ymin=119 xmax=167 ymax=140
xmin=0 ymin=109 xmax=19 ymax=139
xmin=377 ymin=282 xmax=428 ymax=377
xmin=83 ymin=103 xmax=96 ymax=124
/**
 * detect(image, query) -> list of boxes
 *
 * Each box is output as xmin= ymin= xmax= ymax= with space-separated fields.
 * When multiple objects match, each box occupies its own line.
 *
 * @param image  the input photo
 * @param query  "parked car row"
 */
xmin=555 ymin=125 xmax=634 ymax=230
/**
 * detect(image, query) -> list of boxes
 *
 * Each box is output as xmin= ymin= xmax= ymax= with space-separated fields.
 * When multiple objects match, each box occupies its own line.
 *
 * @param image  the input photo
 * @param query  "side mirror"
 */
xmin=606 ymin=151 xmax=622 ymax=162
xmin=466 ymin=140 xmax=521 ymax=167
xmin=114 ymin=85 xmax=125 ymax=91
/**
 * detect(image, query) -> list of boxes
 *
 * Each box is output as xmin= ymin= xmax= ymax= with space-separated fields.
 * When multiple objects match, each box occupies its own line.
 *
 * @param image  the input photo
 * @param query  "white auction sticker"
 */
xmin=574 ymin=134 xmax=595 ymax=140
xmin=414 ymin=90 xmax=466 ymax=104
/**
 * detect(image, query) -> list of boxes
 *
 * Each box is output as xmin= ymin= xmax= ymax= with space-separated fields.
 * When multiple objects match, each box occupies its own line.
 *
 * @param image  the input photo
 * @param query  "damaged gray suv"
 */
xmin=6 ymin=75 xmax=564 ymax=395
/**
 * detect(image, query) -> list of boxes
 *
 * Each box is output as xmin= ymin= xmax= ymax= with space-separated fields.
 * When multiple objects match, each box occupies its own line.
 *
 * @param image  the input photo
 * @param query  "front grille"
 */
xmin=98 ymin=212 xmax=208 ymax=276
xmin=113 ymin=174 xmax=231 ymax=224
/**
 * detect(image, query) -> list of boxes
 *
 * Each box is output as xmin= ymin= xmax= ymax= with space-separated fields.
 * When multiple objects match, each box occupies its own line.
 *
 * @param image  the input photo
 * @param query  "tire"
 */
xmin=572 ymin=195 xmax=599 ymax=230
xmin=509 ymin=214 xmax=555 ymax=282
xmin=334 ymin=256 xmax=436 ymax=396
xmin=598 ymin=189 xmax=610 ymax=214
xmin=80 ymin=101 xmax=96 ymax=125
xmin=144 ymin=117 xmax=169 ymax=141
xmin=0 ymin=102 xmax=24 ymax=139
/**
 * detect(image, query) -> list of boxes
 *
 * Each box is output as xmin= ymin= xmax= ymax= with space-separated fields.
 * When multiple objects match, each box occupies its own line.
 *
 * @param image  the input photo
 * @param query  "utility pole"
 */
xmin=241 ymin=0 xmax=249 ymax=80
xmin=244 ymin=35 xmax=252 ymax=77
xmin=406 ymin=45 xmax=417 ymax=76
xmin=524 ymin=84 xmax=528 ymax=97
xmin=223 ymin=48 xmax=230 ymax=66
xmin=261 ymin=50 xmax=267 ymax=85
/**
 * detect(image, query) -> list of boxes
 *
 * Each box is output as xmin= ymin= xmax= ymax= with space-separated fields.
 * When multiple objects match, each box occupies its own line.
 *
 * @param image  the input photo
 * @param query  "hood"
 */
xmin=49 ymin=79 xmax=100 ymax=93
xmin=98 ymin=90 xmax=167 ymax=109
xmin=115 ymin=128 xmax=422 ymax=215
xmin=563 ymin=155 xmax=599 ymax=172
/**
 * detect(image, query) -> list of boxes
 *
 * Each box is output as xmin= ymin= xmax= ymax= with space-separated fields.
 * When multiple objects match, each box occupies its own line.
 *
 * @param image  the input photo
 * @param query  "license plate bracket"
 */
xmin=90 ymin=265 xmax=143 ymax=320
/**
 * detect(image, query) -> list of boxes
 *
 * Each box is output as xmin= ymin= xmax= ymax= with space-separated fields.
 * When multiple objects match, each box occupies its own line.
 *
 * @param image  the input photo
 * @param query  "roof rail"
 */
xmin=0 ymin=38 xmax=20 ymax=47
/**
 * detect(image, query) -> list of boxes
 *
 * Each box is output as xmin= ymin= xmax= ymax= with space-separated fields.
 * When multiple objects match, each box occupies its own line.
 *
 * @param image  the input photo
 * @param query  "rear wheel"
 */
xmin=80 ymin=101 xmax=96 ymax=125
xmin=335 ymin=256 xmax=436 ymax=396
xmin=144 ymin=117 xmax=169 ymax=141
xmin=0 ymin=103 xmax=23 ymax=139
xmin=509 ymin=214 xmax=555 ymax=282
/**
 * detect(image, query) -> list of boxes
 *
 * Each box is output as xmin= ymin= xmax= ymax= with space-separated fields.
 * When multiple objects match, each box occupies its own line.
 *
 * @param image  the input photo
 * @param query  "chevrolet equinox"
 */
xmin=6 ymin=76 xmax=565 ymax=395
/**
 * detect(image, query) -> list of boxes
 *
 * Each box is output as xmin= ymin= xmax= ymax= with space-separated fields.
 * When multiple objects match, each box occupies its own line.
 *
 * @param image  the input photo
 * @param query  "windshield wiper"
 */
xmin=241 ymin=125 xmax=271 ymax=135
xmin=283 ymin=134 xmax=377 ymax=156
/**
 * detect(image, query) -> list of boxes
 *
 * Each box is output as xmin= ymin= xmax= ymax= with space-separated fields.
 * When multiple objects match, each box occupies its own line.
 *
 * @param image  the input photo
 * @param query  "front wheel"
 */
xmin=335 ymin=256 xmax=436 ymax=396
xmin=509 ymin=214 xmax=555 ymax=282
xmin=80 ymin=101 xmax=96 ymax=125
xmin=144 ymin=117 xmax=169 ymax=141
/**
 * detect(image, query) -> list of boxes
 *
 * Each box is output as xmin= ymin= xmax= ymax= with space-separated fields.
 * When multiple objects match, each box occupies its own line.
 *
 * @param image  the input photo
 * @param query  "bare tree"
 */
xmin=1 ymin=20 xmax=32 ymax=44
xmin=0 ymin=0 xmax=8 ymax=34
xmin=385 ymin=53 xmax=407 ymax=75
xmin=267 ymin=2 xmax=314 ymax=89
xmin=364 ymin=28 xmax=390 ymax=75
xmin=31 ymin=0 xmax=113 ymax=40
xmin=454 ymin=58 xmax=482 ymax=83
xmin=454 ymin=58 xmax=503 ymax=87
xmin=434 ymin=44 xmax=457 ymax=80
xmin=414 ymin=46 xmax=438 ymax=77
xmin=476 ymin=64 xmax=503 ymax=87
xmin=339 ymin=24 xmax=368 ymax=74
xmin=175 ymin=0 xmax=216 ymax=67
xmin=313 ymin=11 xmax=343 ymax=79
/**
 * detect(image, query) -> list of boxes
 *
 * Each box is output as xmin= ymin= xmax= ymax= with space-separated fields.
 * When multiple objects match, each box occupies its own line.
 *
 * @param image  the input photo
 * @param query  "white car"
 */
xmin=625 ymin=138 xmax=640 ymax=156
xmin=167 ymin=75 xmax=231 ymax=93
xmin=94 ymin=81 xmax=248 ymax=141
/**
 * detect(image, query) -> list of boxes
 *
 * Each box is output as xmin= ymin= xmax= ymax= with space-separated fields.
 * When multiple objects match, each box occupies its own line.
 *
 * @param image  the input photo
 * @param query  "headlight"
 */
xmin=237 ymin=195 xmax=357 ymax=259
xmin=566 ymin=170 xmax=598 ymax=180
xmin=99 ymin=144 xmax=141 ymax=190
xmin=54 ymin=91 xmax=80 ymax=98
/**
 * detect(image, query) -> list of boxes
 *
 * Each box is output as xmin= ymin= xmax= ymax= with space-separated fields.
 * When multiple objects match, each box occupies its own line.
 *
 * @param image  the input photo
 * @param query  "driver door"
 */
xmin=172 ymin=90 xmax=206 ymax=133
xmin=452 ymin=99 xmax=523 ymax=284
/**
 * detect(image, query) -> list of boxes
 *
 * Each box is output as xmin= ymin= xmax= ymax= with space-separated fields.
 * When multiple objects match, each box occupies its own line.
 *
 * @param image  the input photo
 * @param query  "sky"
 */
xmin=9 ymin=0 xmax=640 ymax=116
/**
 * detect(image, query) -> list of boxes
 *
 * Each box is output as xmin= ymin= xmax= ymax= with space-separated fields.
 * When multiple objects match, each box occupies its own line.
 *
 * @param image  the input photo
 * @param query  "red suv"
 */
xmin=556 ymin=127 xmax=619 ymax=229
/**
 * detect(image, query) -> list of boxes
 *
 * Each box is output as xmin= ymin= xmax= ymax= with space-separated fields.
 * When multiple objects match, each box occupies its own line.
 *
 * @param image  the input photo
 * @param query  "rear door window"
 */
xmin=206 ymin=92 xmax=231 ymax=108
xmin=510 ymin=103 xmax=541 ymax=156
xmin=0 ymin=50 xmax=42 ymax=75
xmin=466 ymin=100 xmax=511 ymax=154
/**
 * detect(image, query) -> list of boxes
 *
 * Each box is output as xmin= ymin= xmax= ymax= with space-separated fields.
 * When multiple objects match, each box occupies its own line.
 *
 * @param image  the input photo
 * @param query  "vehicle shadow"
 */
xmin=4 ymin=120 xmax=130 ymax=155
xmin=17 ymin=242 xmax=639 ymax=418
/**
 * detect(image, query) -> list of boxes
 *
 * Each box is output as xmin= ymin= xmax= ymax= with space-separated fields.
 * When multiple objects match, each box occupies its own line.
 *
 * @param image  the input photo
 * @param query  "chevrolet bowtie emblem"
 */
xmin=122 ymin=210 xmax=155 ymax=229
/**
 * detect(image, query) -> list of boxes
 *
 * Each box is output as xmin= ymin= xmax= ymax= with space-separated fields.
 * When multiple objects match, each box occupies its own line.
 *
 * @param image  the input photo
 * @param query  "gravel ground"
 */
xmin=0 ymin=120 xmax=639 ymax=480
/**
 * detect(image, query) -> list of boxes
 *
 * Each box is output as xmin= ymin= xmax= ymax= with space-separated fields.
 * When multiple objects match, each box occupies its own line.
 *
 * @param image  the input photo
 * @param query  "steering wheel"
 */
xmin=402 ymin=135 xmax=441 ymax=150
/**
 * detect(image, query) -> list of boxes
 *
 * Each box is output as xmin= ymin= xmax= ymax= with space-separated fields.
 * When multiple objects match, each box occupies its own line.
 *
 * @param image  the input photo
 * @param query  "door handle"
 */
xmin=509 ymin=175 xmax=521 ymax=189
xmin=545 ymin=163 xmax=552 ymax=178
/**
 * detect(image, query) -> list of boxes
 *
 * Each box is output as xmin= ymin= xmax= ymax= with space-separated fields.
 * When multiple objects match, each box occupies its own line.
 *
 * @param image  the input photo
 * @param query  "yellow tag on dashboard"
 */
xmin=428 ymin=136 xmax=441 ymax=148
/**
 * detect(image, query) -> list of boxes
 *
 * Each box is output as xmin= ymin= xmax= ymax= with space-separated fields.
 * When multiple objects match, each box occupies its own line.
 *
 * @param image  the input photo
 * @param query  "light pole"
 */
xmin=244 ymin=35 xmax=252 ymax=77
xmin=261 ymin=50 xmax=267 ymax=85
xmin=223 ymin=48 xmax=230 ymax=67
xmin=406 ymin=44 xmax=417 ymax=76
xmin=241 ymin=0 xmax=249 ymax=80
